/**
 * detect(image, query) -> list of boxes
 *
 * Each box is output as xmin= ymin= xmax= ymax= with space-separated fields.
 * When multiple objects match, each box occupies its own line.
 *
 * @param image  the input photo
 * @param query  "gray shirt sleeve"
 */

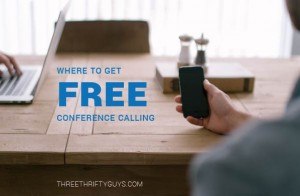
xmin=190 ymin=97 xmax=300 ymax=196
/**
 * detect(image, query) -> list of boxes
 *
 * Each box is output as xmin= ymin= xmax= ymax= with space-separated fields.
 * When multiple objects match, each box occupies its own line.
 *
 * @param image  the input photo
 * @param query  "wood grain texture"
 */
xmin=0 ymin=55 xmax=299 ymax=165
xmin=47 ymin=55 xmax=86 ymax=134
xmin=70 ymin=57 xmax=98 ymax=135
xmin=0 ymin=165 xmax=189 ymax=196
xmin=0 ymin=134 xmax=68 ymax=164
xmin=0 ymin=101 xmax=56 ymax=134
xmin=66 ymin=133 xmax=221 ymax=165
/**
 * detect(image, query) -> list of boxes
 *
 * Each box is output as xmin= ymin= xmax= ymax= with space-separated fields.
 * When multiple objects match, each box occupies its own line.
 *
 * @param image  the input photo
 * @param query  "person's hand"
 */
xmin=0 ymin=52 xmax=22 ymax=76
xmin=175 ymin=79 xmax=252 ymax=134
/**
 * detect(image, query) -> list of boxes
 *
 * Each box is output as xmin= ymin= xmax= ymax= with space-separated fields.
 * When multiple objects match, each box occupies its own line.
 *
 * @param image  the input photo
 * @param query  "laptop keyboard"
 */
xmin=0 ymin=70 xmax=36 ymax=96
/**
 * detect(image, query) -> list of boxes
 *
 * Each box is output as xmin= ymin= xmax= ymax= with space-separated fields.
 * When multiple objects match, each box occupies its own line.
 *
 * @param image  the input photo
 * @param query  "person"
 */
xmin=175 ymin=0 xmax=300 ymax=195
xmin=0 ymin=51 xmax=22 ymax=76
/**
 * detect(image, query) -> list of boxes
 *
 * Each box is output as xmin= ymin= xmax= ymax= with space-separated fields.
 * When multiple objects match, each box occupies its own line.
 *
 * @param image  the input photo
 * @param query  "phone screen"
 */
xmin=179 ymin=66 xmax=209 ymax=118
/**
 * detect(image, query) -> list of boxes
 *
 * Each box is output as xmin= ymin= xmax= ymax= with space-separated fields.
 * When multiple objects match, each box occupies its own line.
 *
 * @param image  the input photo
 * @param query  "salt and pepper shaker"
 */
xmin=177 ymin=34 xmax=193 ymax=68
xmin=194 ymin=33 xmax=209 ymax=72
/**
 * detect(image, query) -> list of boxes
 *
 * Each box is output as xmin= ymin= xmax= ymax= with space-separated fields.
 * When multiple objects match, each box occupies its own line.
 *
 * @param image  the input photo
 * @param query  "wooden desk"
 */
xmin=0 ymin=54 xmax=299 ymax=195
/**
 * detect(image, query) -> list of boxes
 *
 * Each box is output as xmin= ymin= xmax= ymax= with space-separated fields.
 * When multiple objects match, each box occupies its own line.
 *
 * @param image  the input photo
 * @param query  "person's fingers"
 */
xmin=187 ymin=116 xmax=204 ymax=126
xmin=202 ymin=118 xmax=209 ymax=128
xmin=174 ymin=95 xmax=182 ymax=103
xmin=0 ymin=54 xmax=14 ymax=75
xmin=7 ymin=55 xmax=22 ymax=76
xmin=176 ymin=105 xmax=183 ymax=113
xmin=204 ymin=79 xmax=219 ymax=94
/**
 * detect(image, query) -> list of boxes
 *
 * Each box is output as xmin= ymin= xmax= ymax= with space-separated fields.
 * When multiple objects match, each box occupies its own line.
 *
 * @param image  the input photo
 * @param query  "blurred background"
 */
xmin=0 ymin=0 xmax=298 ymax=58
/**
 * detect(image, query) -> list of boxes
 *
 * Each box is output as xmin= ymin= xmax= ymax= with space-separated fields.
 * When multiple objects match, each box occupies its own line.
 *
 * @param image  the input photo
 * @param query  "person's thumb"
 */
xmin=203 ymin=79 xmax=219 ymax=94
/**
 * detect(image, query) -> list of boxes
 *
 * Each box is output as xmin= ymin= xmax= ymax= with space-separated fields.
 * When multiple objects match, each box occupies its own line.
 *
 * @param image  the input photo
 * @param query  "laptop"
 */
xmin=0 ymin=1 xmax=70 ymax=103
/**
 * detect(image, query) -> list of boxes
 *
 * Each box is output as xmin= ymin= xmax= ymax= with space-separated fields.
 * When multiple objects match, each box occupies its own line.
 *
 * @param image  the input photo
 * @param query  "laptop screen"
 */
xmin=33 ymin=1 xmax=70 ymax=99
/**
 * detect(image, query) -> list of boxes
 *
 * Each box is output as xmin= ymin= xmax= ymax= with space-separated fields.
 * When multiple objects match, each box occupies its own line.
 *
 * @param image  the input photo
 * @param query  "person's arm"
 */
xmin=189 ymin=116 xmax=300 ymax=196
xmin=0 ymin=52 xmax=22 ymax=76
xmin=175 ymin=79 xmax=252 ymax=134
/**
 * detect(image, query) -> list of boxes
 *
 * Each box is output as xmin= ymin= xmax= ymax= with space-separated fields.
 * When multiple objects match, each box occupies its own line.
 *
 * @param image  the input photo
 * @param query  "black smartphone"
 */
xmin=179 ymin=66 xmax=209 ymax=118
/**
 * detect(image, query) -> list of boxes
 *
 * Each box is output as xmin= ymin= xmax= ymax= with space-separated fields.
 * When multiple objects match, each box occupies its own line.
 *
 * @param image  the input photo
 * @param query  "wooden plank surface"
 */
xmin=0 ymin=102 xmax=56 ymax=134
xmin=47 ymin=55 xmax=86 ymax=134
xmin=0 ymin=54 xmax=299 ymax=165
xmin=65 ymin=54 xmax=253 ymax=164
xmin=232 ymin=58 xmax=300 ymax=117
xmin=69 ymin=56 xmax=99 ymax=135
xmin=0 ymin=165 xmax=188 ymax=195
xmin=0 ymin=54 xmax=298 ymax=196
xmin=0 ymin=134 xmax=68 ymax=164
xmin=66 ymin=133 xmax=221 ymax=165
